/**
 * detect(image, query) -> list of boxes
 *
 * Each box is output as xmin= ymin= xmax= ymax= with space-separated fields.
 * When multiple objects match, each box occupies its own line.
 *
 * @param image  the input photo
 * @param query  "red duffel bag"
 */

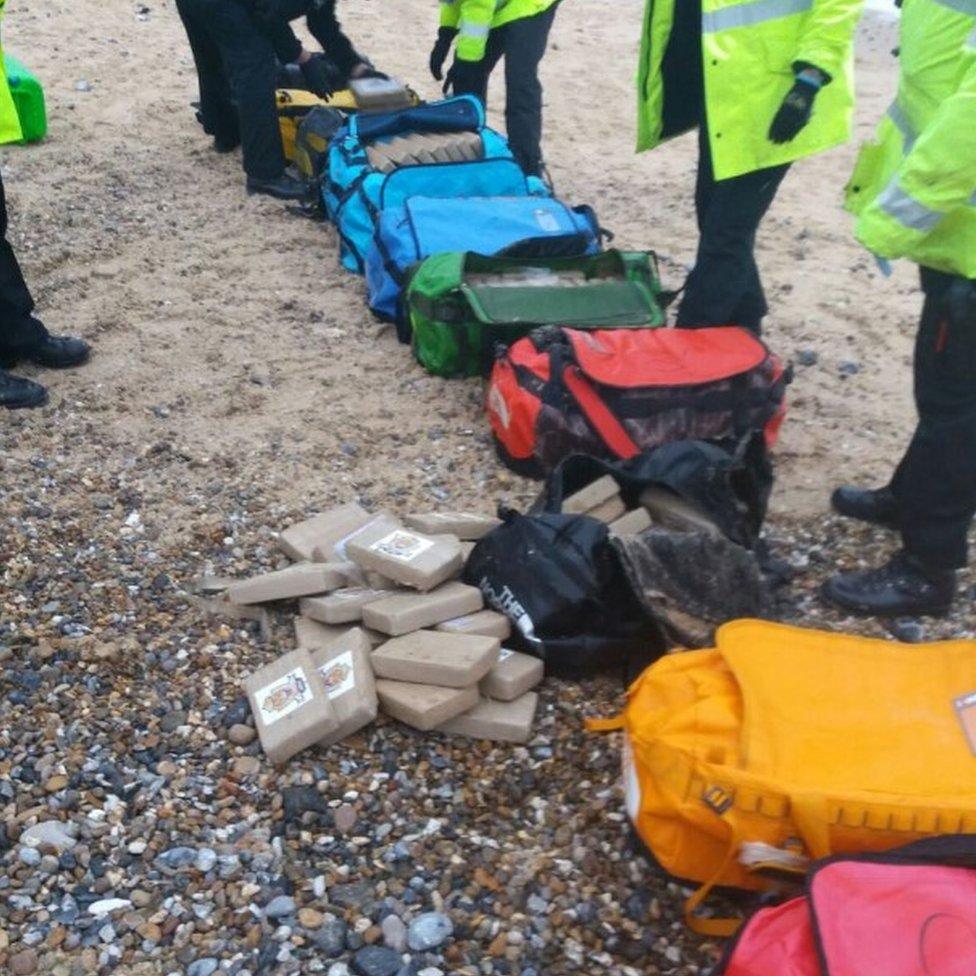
xmin=720 ymin=835 xmax=976 ymax=976
xmin=486 ymin=325 xmax=788 ymax=477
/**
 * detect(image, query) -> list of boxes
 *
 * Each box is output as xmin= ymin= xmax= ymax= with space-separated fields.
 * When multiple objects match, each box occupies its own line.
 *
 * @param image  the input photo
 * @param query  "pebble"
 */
xmin=20 ymin=820 xmax=76 ymax=852
xmin=311 ymin=916 xmax=347 ymax=957
xmin=187 ymin=959 xmax=219 ymax=976
xmin=19 ymin=846 xmax=42 ymax=866
xmin=381 ymin=915 xmax=407 ymax=952
xmin=228 ymin=723 xmax=256 ymax=745
xmin=352 ymin=945 xmax=401 ymax=976
xmin=265 ymin=895 xmax=297 ymax=919
xmin=10 ymin=948 xmax=38 ymax=975
xmin=796 ymin=348 xmax=818 ymax=367
xmin=334 ymin=804 xmax=357 ymax=832
xmin=328 ymin=965 xmax=351 ymax=976
xmin=407 ymin=913 xmax=453 ymax=952
xmin=298 ymin=907 xmax=324 ymax=929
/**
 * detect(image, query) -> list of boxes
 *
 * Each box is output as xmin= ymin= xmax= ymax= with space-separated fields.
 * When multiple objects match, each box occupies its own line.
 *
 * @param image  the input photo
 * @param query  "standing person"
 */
xmin=175 ymin=0 xmax=373 ymax=200
xmin=430 ymin=0 xmax=560 ymax=178
xmin=0 ymin=2 xmax=90 ymax=409
xmin=824 ymin=1 xmax=976 ymax=617
xmin=636 ymin=0 xmax=862 ymax=334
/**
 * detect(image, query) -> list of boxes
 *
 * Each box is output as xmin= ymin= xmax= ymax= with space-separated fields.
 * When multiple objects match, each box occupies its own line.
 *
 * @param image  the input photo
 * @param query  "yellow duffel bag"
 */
xmin=591 ymin=620 xmax=976 ymax=934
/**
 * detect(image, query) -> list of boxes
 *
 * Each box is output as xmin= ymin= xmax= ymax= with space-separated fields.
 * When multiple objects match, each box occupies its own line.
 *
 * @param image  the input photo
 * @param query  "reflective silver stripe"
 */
xmin=702 ymin=0 xmax=812 ymax=32
xmin=886 ymin=101 xmax=917 ymax=151
xmin=878 ymin=180 xmax=945 ymax=232
xmin=969 ymin=25 xmax=976 ymax=47
xmin=932 ymin=0 xmax=976 ymax=14
xmin=459 ymin=20 xmax=490 ymax=37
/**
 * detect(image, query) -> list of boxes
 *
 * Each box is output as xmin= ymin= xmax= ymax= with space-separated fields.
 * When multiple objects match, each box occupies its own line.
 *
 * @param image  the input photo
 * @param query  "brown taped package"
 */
xmin=370 ymin=630 xmax=499 ymax=688
xmin=363 ymin=582 xmax=483 ymax=636
xmin=244 ymin=649 xmax=339 ymax=764
xmin=309 ymin=629 xmax=378 ymax=747
xmin=376 ymin=679 xmax=479 ymax=732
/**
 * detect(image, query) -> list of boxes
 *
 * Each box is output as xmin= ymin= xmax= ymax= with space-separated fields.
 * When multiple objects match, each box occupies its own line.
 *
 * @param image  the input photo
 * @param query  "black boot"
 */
xmin=831 ymin=485 xmax=900 ymax=530
xmin=246 ymin=173 xmax=308 ymax=201
xmin=0 ymin=370 xmax=48 ymax=409
xmin=822 ymin=550 xmax=956 ymax=617
xmin=24 ymin=335 xmax=91 ymax=369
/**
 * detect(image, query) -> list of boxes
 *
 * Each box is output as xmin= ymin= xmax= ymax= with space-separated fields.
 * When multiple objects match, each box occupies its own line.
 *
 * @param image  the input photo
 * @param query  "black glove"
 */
xmin=429 ymin=26 xmax=458 ymax=81
xmin=301 ymin=53 xmax=344 ymax=100
xmin=442 ymin=57 xmax=486 ymax=98
xmin=768 ymin=75 xmax=821 ymax=144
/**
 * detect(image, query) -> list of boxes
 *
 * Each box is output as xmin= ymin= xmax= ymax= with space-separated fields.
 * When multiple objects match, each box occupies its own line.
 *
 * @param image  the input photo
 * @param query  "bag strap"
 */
xmin=560 ymin=364 xmax=640 ymax=461
xmin=584 ymin=714 xmax=625 ymax=732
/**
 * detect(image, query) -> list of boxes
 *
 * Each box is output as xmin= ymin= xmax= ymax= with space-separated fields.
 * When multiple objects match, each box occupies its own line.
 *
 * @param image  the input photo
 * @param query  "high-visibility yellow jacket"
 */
xmin=637 ymin=0 xmax=863 ymax=180
xmin=0 ymin=0 xmax=23 ymax=143
xmin=440 ymin=0 xmax=559 ymax=62
xmin=846 ymin=0 xmax=976 ymax=278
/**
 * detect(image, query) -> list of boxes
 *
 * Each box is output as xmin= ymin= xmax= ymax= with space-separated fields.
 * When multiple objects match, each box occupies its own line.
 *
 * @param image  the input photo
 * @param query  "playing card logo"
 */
xmin=920 ymin=913 xmax=976 ymax=976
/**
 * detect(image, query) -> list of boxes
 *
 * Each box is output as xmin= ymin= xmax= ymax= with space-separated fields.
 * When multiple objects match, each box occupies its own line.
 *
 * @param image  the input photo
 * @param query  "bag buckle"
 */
xmin=702 ymin=785 xmax=734 ymax=815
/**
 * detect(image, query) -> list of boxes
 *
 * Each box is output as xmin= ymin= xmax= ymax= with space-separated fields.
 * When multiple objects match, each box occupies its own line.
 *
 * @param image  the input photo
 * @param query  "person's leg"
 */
xmin=176 ymin=0 xmax=240 ymax=148
xmin=500 ymin=4 xmax=558 ymax=176
xmin=206 ymin=0 xmax=285 ymax=181
xmin=478 ymin=24 xmax=507 ymax=103
xmin=0 ymin=168 xmax=48 ymax=359
xmin=676 ymin=136 xmax=789 ymax=333
xmin=893 ymin=268 xmax=976 ymax=570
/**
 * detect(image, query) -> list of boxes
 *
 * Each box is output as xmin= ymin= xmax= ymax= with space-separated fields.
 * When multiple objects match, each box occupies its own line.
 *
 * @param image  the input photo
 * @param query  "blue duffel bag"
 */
xmin=323 ymin=95 xmax=549 ymax=274
xmin=365 ymin=195 xmax=603 ymax=324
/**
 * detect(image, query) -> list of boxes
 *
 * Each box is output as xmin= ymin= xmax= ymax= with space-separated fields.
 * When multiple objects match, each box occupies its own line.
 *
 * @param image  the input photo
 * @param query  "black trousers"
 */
xmin=479 ymin=4 xmax=558 ymax=177
xmin=889 ymin=268 xmax=976 ymax=570
xmin=176 ymin=0 xmax=285 ymax=180
xmin=0 ymin=169 xmax=48 ymax=358
xmin=676 ymin=125 xmax=790 ymax=334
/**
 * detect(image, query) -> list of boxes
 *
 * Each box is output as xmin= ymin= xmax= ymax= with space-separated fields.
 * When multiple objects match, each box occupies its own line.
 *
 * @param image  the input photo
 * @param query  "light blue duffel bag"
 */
xmin=364 ymin=195 xmax=603 ymax=324
xmin=323 ymin=95 xmax=549 ymax=274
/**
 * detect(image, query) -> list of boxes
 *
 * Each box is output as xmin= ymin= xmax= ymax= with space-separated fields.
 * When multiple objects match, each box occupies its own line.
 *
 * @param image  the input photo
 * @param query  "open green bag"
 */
xmin=404 ymin=250 xmax=665 ymax=378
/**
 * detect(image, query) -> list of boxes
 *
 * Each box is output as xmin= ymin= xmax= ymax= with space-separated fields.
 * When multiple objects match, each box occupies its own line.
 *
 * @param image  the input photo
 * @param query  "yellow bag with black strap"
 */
xmin=589 ymin=620 xmax=976 ymax=935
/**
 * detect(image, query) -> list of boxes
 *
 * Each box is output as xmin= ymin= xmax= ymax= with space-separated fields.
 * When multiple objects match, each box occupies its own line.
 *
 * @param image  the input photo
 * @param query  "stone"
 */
xmin=88 ymin=898 xmax=132 ymax=916
xmin=352 ymin=945 xmax=401 ymax=976
xmin=233 ymin=756 xmax=261 ymax=777
xmin=187 ymin=959 xmax=219 ymax=976
xmin=309 ymin=628 xmax=378 ymax=747
xmin=381 ymin=915 xmax=407 ymax=952
xmin=363 ymin=582 xmax=483 ymax=637
xmin=298 ymin=907 xmax=324 ymax=929
xmin=796 ymin=348 xmax=818 ymax=367
xmin=435 ymin=610 xmax=511 ymax=640
xmin=228 ymin=563 xmax=348 ymax=605
xmin=375 ymin=680 xmax=479 ymax=732
xmin=301 ymin=587 xmax=392 ymax=625
xmin=437 ymin=692 xmax=539 ymax=744
xmin=334 ymin=804 xmax=357 ymax=832
xmin=407 ymin=912 xmax=454 ymax=951
xmin=20 ymin=820 xmax=76 ymax=853
xmin=585 ymin=494 xmax=627 ymax=524
xmin=19 ymin=845 xmax=41 ymax=866
xmin=228 ymin=723 xmax=256 ymax=745
xmin=403 ymin=512 xmax=500 ymax=540
xmin=279 ymin=503 xmax=374 ymax=562
xmin=44 ymin=774 xmax=69 ymax=792
xmin=563 ymin=476 xmax=619 ymax=515
xmin=312 ymin=915 xmax=348 ymax=957
xmin=346 ymin=519 xmax=463 ymax=592
xmin=328 ymin=965 xmax=352 ymax=976
xmin=371 ymin=631 xmax=499 ymax=688
xmin=10 ymin=948 xmax=38 ymax=975
xmin=243 ymin=649 xmax=340 ymax=764
xmin=479 ymin=649 xmax=543 ymax=703
xmin=265 ymin=895 xmax=297 ymax=919
xmin=608 ymin=507 xmax=652 ymax=537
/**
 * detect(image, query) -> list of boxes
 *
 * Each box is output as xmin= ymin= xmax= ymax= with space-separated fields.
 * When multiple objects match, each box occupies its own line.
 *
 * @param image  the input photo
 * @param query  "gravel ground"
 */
xmin=2 ymin=414 xmax=973 ymax=976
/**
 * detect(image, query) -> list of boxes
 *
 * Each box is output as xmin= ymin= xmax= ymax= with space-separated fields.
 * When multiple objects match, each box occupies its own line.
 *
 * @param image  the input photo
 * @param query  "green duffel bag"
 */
xmin=404 ymin=249 xmax=666 ymax=378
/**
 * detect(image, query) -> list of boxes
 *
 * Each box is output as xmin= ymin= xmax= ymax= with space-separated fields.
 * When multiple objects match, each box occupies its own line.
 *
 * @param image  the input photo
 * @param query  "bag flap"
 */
xmin=380 ymin=159 xmax=528 ymax=211
xmin=351 ymin=95 xmax=483 ymax=143
xmin=716 ymin=620 xmax=976 ymax=799
xmin=564 ymin=327 xmax=769 ymax=389
xmin=463 ymin=280 xmax=656 ymax=328
xmin=809 ymin=857 xmax=976 ymax=976
xmin=403 ymin=195 xmax=574 ymax=258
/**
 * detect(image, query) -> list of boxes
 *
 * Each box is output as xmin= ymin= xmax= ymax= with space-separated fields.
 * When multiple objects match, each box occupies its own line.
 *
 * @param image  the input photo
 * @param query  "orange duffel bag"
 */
xmin=589 ymin=620 xmax=976 ymax=934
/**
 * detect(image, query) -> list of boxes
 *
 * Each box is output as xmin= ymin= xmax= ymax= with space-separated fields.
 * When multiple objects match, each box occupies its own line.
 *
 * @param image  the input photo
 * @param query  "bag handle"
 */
xmin=560 ymin=365 xmax=640 ymax=461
